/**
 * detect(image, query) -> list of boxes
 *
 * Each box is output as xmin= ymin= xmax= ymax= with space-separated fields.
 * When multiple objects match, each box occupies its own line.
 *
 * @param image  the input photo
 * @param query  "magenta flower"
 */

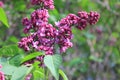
xmin=0 ymin=64 xmax=5 ymax=80
xmin=88 ymin=11 xmax=100 ymax=25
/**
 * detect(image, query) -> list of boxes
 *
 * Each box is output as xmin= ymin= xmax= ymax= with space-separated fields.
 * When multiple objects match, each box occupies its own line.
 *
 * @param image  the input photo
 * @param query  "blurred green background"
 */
xmin=0 ymin=0 xmax=120 ymax=80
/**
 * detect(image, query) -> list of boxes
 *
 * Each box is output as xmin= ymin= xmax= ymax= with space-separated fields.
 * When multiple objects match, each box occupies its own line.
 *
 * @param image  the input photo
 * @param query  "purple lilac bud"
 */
xmin=76 ymin=11 xmax=88 ymax=30
xmin=22 ymin=18 xmax=32 ymax=33
xmin=78 ymin=11 xmax=88 ymax=19
xmin=31 ymin=9 xmax=49 ymax=27
xmin=76 ymin=19 xmax=87 ymax=30
xmin=56 ymin=14 xmax=79 ymax=27
xmin=88 ymin=11 xmax=100 ymax=25
xmin=22 ymin=17 xmax=30 ymax=26
xmin=18 ymin=36 xmax=33 ymax=51
xmin=36 ymin=23 xmax=56 ymax=54
xmin=43 ymin=0 xmax=54 ymax=9
xmin=76 ymin=11 xmax=100 ymax=30
xmin=59 ymin=38 xmax=73 ymax=53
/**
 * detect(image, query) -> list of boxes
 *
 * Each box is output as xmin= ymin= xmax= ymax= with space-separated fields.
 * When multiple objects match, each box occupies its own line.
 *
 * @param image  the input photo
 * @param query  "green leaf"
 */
xmin=1 ymin=63 xmax=17 ymax=75
xmin=9 ymin=54 xmax=24 ymax=66
xmin=11 ymin=66 xmax=29 ymax=80
xmin=32 ymin=61 xmax=45 ymax=80
xmin=44 ymin=54 xmax=62 ymax=80
xmin=8 ymin=36 xmax=19 ymax=43
xmin=21 ymin=52 xmax=43 ymax=63
xmin=33 ymin=69 xmax=45 ymax=80
xmin=49 ymin=9 xmax=60 ymax=24
xmin=0 ymin=8 xmax=9 ymax=27
xmin=59 ymin=69 xmax=68 ymax=80
xmin=0 ymin=45 xmax=20 ymax=56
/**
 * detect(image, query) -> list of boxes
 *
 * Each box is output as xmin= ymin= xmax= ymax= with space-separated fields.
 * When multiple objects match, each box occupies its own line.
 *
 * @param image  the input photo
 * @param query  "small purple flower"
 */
xmin=43 ymin=0 xmax=54 ymax=9
xmin=76 ymin=11 xmax=88 ymax=30
xmin=78 ymin=11 xmax=88 ymax=19
xmin=56 ymin=14 xmax=79 ymax=28
xmin=31 ymin=9 xmax=49 ymax=28
xmin=22 ymin=18 xmax=32 ymax=34
xmin=18 ymin=36 xmax=33 ymax=51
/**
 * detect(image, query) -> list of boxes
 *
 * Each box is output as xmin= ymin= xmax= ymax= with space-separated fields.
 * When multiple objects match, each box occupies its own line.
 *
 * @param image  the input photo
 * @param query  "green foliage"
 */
xmin=44 ymin=54 xmax=62 ymax=80
xmin=0 ymin=57 xmax=33 ymax=80
xmin=12 ymin=0 xmax=26 ymax=12
xmin=9 ymin=54 xmax=24 ymax=66
xmin=32 ymin=62 xmax=45 ymax=80
xmin=0 ymin=8 xmax=9 ymax=27
xmin=49 ymin=9 xmax=60 ymax=23
xmin=21 ymin=52 xmax=44 ymax=63
xmin=0 ymin=62 xmax=17 ymax=75
xmin=0 ymin=45 xmax=21 ymax=56
xmin=11 ymin=66 xmax=30 ymax=80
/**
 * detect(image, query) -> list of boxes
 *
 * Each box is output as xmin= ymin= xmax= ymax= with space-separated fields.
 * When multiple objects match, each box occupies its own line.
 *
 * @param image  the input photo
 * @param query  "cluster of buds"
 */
xmin=18 ymin=0 xmax=100 ymax=66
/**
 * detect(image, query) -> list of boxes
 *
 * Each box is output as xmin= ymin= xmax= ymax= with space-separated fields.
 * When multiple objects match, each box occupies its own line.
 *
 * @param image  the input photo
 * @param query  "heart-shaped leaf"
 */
xmin=44 ymin=54 xmax=62 ymax=80
xmin=11 ymin=66 xmax=29 ymax=80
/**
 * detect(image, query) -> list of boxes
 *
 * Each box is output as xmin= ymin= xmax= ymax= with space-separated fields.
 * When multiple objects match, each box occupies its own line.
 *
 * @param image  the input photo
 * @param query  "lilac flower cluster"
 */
xmin=30 ymin=0 xmax=54 ymax=9
xmin=55 ymin=12 xmax=100 ymax=52
xmin=18 ymin=0 xmax=100 ymax=66
xmin=19 ymin=8 xmax=56 ymax=55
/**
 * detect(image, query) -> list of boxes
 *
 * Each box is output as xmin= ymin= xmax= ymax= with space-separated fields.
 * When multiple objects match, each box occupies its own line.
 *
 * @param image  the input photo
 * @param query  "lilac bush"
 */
xmin=18 ymin=0 xmax=100 ymax=66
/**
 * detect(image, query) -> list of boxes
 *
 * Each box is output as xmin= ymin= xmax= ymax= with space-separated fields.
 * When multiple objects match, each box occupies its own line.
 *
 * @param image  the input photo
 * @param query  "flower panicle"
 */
xmin=18 ymin=0 xmax=100 ymax=67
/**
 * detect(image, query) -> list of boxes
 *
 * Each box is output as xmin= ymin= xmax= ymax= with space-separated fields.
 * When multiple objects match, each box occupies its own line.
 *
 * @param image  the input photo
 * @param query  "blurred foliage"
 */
xmin=0 ymin=0 xmax=120 ymax=80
